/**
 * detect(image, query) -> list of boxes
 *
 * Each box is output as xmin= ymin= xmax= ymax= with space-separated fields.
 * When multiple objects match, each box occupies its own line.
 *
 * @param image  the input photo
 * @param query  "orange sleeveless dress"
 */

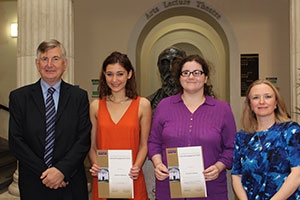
xmin=92 ymin=97 xmax=148 ymax=200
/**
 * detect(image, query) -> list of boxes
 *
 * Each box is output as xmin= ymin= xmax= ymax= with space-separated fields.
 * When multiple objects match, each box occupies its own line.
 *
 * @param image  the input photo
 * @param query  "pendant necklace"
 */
xmin=258 ymin=136 xmax=264 ymax=151
xmin=257 ymin=132 xmax=269 ymax=151
xmin=256 ymin=122 xmax=275 ymax=151
xmin=107 ymin=95 xmax=129 ymax=104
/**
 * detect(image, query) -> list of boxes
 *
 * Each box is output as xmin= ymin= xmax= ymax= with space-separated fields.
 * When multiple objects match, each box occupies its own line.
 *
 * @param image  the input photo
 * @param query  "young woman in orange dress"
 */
xmin=89 ymin=52 xmax=152 ymax=200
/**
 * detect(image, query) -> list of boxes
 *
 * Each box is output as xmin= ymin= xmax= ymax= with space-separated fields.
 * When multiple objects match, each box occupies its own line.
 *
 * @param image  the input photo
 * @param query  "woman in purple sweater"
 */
xmin=148 ymin=55 xmax=236 ymax=200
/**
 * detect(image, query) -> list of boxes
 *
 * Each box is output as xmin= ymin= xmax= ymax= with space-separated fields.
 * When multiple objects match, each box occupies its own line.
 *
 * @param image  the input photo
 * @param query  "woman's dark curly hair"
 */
xmin=172 ymin=54 xmax=214 ymax=97
xmin=99 ymin=51 xmax=137 ymax=99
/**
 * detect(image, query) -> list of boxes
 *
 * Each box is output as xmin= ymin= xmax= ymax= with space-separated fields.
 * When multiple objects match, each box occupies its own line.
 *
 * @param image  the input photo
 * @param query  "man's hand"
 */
xmin=40 ymin=167 xmax=67 ymax=189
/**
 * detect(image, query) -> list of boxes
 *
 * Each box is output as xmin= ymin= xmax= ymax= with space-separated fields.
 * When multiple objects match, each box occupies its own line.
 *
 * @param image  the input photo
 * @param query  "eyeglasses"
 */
xmin=180 ymin=70 xmax=205 ymax=77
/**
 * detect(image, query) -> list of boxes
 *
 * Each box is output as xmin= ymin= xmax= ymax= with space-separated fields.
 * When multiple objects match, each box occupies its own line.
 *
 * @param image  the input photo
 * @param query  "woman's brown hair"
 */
xmin=99 ymin=51 xmax=137 ymax=99
xmin=172 ymin=54 xmax=214 ymax=97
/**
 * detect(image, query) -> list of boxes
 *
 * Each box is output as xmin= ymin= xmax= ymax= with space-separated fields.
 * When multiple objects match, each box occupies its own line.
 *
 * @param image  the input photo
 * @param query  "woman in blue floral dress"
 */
xmin=232 ymin=80 xmax=300 ymax=200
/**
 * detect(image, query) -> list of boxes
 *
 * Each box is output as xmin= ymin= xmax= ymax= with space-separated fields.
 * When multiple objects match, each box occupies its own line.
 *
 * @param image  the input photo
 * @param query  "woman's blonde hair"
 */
xmin=242 ymin=79 xmax=291 ymax=133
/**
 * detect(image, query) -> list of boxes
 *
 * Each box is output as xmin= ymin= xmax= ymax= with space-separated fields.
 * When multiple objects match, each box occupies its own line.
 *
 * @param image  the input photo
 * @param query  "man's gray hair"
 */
xmin=36 ymin=39 xmax=67 ymax=62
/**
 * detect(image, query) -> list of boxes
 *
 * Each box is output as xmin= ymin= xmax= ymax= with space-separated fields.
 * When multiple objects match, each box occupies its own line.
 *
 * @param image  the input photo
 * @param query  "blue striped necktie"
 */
xmin=44 ymin=87 xmax=56 ymax=167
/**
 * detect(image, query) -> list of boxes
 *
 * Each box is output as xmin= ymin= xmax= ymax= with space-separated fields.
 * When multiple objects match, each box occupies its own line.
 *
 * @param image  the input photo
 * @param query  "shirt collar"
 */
xmin=40 ymin=79 xmax=61 ymax=94
xmin=172 ymin=93 xmax=215 ymax=106
xmin=172 ymin=93 xmax=184 ymax=104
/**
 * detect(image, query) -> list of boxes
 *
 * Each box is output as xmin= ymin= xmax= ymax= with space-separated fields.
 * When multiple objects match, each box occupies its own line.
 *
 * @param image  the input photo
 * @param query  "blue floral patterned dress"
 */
xmin=232 ymin=121 xmax=300 ymax=200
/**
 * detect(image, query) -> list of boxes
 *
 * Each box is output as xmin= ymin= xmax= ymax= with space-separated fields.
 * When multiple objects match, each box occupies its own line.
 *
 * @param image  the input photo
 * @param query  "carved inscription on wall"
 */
xmin=145 ymin=0 xmax=221 ymax=20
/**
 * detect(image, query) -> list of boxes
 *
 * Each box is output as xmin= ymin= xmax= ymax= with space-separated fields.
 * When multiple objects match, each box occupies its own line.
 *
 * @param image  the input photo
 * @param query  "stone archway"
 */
xmin=128 ymin=0 xmax=240 ymax=120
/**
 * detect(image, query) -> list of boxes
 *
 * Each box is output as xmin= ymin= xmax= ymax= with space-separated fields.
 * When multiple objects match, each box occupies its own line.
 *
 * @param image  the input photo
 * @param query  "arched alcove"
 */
xmin=139 ymin=15 xmax=227 ymax=101
xmin=136 ymin=7 xmax=228 ymax=99
xmin=128 ymin=1 xmax=240 ymax=123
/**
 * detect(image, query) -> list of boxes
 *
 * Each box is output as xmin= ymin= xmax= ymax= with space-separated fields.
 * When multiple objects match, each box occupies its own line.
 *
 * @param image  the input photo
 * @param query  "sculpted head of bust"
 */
xmin=157 ymin=46 xmax=186 ymax=78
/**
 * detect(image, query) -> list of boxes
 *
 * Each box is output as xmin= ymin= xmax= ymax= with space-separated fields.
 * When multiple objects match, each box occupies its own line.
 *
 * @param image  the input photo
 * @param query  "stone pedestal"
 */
xmin=8 ymin=163 xmax=19 ymax=196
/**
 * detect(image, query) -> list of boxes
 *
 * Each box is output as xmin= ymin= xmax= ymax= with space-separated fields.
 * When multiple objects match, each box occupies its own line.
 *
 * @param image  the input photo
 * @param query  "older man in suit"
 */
xmin=9 ymin=39 xmax=91 ymax=200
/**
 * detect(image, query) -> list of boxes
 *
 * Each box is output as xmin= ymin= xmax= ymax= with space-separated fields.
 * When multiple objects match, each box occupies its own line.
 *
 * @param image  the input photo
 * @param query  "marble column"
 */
xmin=8 ymin=0 xmax=74 ymax=196
xmin=290 ymin=0 xmax=300 ymax=122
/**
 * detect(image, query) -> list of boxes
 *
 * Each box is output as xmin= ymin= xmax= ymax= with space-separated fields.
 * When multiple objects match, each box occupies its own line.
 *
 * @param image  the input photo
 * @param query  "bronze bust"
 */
xmin=147 ymin=46 xmax=186 ymax=112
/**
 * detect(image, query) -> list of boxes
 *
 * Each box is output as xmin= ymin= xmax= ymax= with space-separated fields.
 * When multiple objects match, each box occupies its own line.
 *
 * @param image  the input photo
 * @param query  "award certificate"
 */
xmin=166 ymin=146 xmax=207 ymax=198
xmin=97 ymin=150 xmax=134 ymax=199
